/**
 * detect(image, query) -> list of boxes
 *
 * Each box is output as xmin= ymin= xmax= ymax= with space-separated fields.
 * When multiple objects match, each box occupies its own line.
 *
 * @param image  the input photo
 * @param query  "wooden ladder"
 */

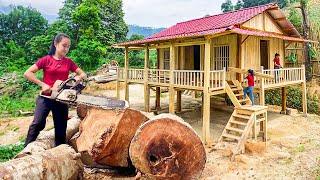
xmin=217 ymin=108 xmax=255 ymax=156
xmin=225 ymin=80 xmax=251 ymax=107
xmin=215 ymin=106 xmax=268 ymax=159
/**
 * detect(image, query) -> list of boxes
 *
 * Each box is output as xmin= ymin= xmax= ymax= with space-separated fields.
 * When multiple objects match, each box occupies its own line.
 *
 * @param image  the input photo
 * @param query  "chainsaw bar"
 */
xmin=57 ymin=94 xmax=128 ymax=109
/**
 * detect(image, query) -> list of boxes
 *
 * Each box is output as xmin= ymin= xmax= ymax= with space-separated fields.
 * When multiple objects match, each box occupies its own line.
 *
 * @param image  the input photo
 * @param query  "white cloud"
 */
xmin=0 ymin=0 xmax=63 ymax=15
xmin=1 ymin=0 xmax=238 ymax=28
xmin=123 ymin=0 xmax=238 ymax=28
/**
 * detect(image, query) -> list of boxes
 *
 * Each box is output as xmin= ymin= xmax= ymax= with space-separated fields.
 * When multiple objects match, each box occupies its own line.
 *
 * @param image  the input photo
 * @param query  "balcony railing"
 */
xmin=262 ymin=67 xmax=304 ymax=88
xmin=173 ymin=70 xmax=204 ymax=88
xmin=117 ymin=66 xmax=304 ymax=90
xmin=127 ymin=68 xmax=144 ymax=82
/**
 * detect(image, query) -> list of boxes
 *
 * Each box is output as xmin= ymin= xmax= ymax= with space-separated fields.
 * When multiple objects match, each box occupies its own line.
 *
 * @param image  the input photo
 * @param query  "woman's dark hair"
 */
xmin=275 ymin=53 xmax=280 ymax=57
xmin=48 ymin=33 xmax=70 ymax=55
xmin=248 ymin=69 xmax=254 ymax=76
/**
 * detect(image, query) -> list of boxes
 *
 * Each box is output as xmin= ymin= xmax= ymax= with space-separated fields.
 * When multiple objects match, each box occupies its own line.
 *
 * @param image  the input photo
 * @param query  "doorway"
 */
xmin=193 ymin=45 xmax=200 ymax=70
xmin=260 ymin=40 xmax=269 ymax=69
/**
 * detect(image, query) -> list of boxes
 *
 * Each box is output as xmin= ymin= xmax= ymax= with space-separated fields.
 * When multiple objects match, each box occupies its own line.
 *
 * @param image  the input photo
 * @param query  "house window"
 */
xmin=164 ymin=50 xmax=170 ymax=70
xmin=214 ymin=45 xmax=230 ymax=70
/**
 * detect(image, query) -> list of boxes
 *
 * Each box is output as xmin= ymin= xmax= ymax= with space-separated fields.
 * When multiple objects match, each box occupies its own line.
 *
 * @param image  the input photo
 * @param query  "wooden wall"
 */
xmin=242 ymin=12 xmax=284 ymax=34
xmin=240 ymin=36 xmax=284 ymax=70
xmin=211 ymin=34 xmax=238 ymax=79
xmin=157 ymin=36 xmax=285 ymax=73
xmin=157 ymin=46 xmax=193 ymax=70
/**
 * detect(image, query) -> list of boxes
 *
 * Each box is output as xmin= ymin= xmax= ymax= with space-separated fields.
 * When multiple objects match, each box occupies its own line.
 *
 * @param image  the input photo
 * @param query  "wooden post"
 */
xmin=202 ymin=38 xmax=212 ymax=145
xmin=155 ymin=49 xmax=161 ymax=111
xmin=156 ymin=87 xmax=161 ymax=111
xmin=260 ymin=66 xmax=265 ymax=106
xmin=124 ymin=47 xmax=129 ymax=102
xmin=176 ymin=90 xmax=182 ymax=112
xmin=263 ymin=111 xmax=268 ymax=145
xmin=236 ymin=34 xmax=242 ymax=81
xmin=281 ymin=87 xmax=287 ymax=114
xmin=169 ymin=44 xmax=176 ymax=114
xmin=116 ymin=67 xmax=120 ymax=99
xmin=302 ymin=65 xmax=307 ymax=117
xmin=144 ymin=46 xmax=150 ymax=112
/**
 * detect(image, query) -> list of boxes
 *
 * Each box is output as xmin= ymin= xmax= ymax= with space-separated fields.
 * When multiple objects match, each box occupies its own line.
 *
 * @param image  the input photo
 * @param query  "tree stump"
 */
xmin=0 ymin=144 xmax=83 ymax=180
xmin=76 ymin=107 xmax=149 ymax=167
xmin=15 ymin=117 xmax=81 ymax=158
xmin=129 ymin=114 xmax=206 ymax=179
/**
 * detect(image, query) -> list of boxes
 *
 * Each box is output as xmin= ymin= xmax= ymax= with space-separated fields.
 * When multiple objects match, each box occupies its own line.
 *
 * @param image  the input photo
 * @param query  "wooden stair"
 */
xmin=225 ymin=80 xmax=251 ymax=107
xmin=217 ymin=108 xmax=255 ymax=156
xmin=215 ymin=105 xmax=268 ymax=159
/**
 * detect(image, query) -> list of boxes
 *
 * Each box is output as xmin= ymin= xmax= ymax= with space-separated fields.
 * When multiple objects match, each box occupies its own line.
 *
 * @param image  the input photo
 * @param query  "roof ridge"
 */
xmin=176 ymin=3 xmax=277 ymax=26
xmin=146 ymin=26 xmax=234 ymax=40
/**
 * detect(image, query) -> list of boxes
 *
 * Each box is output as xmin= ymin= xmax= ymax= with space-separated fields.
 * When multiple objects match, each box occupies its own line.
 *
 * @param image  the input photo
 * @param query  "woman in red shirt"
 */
xmin=274 ymin=53 xmax=282 ymax=69
xmin=24 ymin=33 xmax=86 ymax=147
xmin=243 ymin=69 xmax=255 ymax=105
xmin=274 ymin=53 xmax=282 ymax=82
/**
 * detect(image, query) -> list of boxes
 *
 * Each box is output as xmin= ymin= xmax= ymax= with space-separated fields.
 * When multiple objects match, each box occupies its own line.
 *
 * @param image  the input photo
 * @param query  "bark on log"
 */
xmin=77 ymin=104 xmax=90 ymax=120
xmin=129 ymin=114 xmax=206 ymax=180
xmin=0 ymin=144 xmax=83 ymax=180
xmin=76 ymin=108 xmax=149 ymax=167
xmin=15 ymin=117 xmax=81 ymax=158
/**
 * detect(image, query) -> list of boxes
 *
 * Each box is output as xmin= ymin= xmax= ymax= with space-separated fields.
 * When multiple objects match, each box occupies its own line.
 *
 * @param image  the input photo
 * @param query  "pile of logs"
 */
xmin=0 ymin=104 xmax=207 ymax=179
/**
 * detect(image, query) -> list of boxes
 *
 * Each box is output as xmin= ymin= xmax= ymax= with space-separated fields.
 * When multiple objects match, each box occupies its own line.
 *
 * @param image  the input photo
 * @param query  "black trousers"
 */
xmin=24 ymin=96 xmax=68 ymax=147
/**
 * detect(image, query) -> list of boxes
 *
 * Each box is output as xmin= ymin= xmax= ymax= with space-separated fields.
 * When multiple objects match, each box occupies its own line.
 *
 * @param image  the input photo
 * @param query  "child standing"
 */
xmin=243 ymin=69 xmax=255 ymax=105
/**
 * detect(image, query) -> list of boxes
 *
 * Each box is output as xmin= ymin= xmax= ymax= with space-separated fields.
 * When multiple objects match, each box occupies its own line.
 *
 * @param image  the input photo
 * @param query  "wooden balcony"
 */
xmin=117 ymin=66 xmax=305 ymax=92
xmin=262 ymin=67 xmax=305 ymax=89
xmin=117 ymin=68 xmax=226 ymax=91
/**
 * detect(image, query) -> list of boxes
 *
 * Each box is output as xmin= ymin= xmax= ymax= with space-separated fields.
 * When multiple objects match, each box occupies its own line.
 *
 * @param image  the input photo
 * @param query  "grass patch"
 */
xmin=293 ymin=144 xmax=306 ymax=153
xmin=7 ymin=125 xmax=19 ymax=132
xmin=280 ymin=157 xmax=294 ymax=165
xmin=0 ymin=72 xmax=39 ymax=117
xmin=18 ymin=135 xmax=26 ymax=142
xmin=0 ymin=142 xmax=24 ymax=162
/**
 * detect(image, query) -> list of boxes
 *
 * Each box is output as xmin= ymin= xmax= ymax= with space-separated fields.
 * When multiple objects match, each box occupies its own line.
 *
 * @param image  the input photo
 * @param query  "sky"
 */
xmin=0 ymin=0 xmax=238 ymax=28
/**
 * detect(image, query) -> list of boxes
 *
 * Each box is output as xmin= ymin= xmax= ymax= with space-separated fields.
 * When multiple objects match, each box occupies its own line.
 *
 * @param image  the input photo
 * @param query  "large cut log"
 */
xmin=129 ymin=114 xmax=206 ymax=180
xmin=15 ymin=117 xmax=81 ymax=158
xmin=76 ymin=107 xmax=149 ymax=167
xmin=77 ymin=103 xmax=90 ymax=120
xmin=0 ymin=144 xmax=83 ymax=180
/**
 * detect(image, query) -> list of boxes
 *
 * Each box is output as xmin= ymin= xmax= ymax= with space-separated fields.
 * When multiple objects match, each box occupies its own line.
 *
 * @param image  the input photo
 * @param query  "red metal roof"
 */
xmin=115 ymin=3 xmax=308 ymax=47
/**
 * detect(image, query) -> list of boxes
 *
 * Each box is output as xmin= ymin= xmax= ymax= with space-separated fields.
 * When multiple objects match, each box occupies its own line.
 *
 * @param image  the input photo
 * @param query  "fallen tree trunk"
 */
xmin=0 ymin=144 xmax=83 ymax=180
xmin=15 ymin=117 xmax=81 ymax=158
xmin=76 ymin=107 xmax=148 ymax=167
xmin=129 ymin=114 xmax=206 ymax=180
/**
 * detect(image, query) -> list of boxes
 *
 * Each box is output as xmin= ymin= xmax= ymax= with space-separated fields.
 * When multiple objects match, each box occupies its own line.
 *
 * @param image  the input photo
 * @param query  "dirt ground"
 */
xmin=1 ymin=82 xmax=320 ymax=179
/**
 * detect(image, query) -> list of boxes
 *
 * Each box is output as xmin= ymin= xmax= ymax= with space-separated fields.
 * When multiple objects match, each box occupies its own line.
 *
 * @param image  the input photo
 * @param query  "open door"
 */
xmin=260 ymin=40 xmax=269 ymax=69
xmin=193 ymin=45 xmax=200 ymax=70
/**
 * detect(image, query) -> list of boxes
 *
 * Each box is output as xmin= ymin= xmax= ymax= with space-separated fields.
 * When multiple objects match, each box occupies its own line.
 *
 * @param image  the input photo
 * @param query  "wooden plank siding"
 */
xmin=242 ymin=12 xmax=284 ymax=34
xmin=240 ymin=36 xmax=285 ymax=71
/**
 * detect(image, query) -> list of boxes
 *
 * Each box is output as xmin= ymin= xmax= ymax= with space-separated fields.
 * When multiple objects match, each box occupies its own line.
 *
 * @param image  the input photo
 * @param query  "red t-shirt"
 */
xmin=274 ymin=57 xmax=281 ymax=66
xmin=36 ymin=55 xmax=78 ymax=87
xmin=246 ymin=74 xmax=254 ymax=87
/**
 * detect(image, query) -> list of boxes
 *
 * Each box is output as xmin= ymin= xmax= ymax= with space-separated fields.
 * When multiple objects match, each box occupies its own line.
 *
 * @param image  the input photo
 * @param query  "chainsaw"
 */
xmin=40 ymin=78 xmax=128 ymax=109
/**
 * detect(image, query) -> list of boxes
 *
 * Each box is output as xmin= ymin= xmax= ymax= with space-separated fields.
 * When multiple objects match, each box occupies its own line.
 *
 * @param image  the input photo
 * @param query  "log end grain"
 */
xmin=129 ymin=114 xmax=206 ymax=179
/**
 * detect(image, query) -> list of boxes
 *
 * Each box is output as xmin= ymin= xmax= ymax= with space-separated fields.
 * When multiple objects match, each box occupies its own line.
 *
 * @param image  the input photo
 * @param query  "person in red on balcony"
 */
xmin=274 ymin=53 xmax=282 ymax=69
xmin=243 ymin=69 xmax=255 ymax=105
xmin=274 ymin=53 xmax=282 ymax=82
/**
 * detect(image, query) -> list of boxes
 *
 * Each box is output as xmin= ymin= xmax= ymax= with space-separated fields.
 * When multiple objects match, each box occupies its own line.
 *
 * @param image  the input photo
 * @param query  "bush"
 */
xmin=266 ymin=86 xmax=320 ymax=115
xmin=0 ymin=72 xmax=39 ymax=117
xmin=0 ymin=142 xmax=24 ymax=162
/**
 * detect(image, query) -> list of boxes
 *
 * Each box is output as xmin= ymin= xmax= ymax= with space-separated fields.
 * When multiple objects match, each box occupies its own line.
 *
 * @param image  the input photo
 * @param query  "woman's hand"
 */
xmin=74 ymin=76 xmax=81 ymax=82
xmin=41 ymin=83 xmax=51 ymax=94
